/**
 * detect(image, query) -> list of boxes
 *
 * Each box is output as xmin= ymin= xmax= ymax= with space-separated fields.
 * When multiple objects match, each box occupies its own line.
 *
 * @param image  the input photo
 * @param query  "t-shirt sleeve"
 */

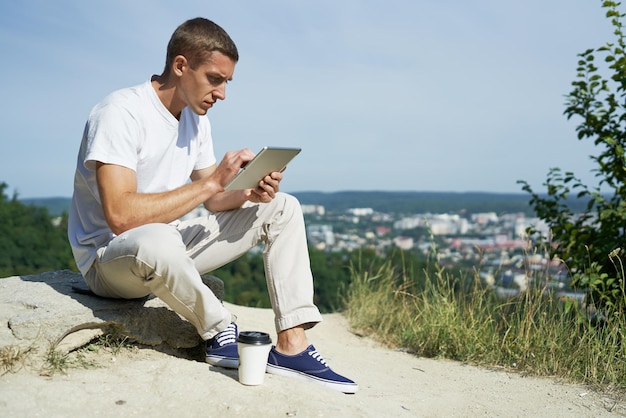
xmin=83 ymin=103 xmax=140 ymax=172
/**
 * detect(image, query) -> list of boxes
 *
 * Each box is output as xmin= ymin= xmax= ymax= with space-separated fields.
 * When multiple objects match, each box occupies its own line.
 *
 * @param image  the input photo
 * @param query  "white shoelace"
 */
xmin=215 ymin=324 xmax=237 ymax=346
xmin=308 ymin=349 xmax=328 ymax=366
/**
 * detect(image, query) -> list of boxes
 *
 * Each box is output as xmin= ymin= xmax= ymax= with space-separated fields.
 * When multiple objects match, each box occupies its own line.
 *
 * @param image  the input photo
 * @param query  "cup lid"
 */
xmin=237 ymin=331 xmax=272 ymax=345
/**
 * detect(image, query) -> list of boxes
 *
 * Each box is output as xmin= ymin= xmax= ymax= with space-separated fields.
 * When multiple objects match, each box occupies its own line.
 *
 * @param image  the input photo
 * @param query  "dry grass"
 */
xmin=1 ymin=332 xmax=136 ymax=377
xmin=345 ymin=254 xmax=626 ymax=392
xmin=0 ymin=344 xmax=35 ymax=375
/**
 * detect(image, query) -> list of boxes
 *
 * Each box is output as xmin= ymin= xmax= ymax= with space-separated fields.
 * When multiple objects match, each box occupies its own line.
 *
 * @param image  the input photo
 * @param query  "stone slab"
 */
xmin=0 ymin=270 xmax=224 ymax=353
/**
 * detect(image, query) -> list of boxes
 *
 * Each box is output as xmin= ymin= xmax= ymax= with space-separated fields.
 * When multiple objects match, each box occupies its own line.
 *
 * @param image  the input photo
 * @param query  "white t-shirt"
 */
xmin=68 ymin=79 xmax=217 ymax=275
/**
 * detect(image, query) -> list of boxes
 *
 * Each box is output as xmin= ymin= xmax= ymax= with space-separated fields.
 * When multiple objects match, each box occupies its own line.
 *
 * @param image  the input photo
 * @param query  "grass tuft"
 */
xmin=0 ymin=345 xmax=34 ymax=375
xmin=1 ymin=329 xmax=136 ymax=377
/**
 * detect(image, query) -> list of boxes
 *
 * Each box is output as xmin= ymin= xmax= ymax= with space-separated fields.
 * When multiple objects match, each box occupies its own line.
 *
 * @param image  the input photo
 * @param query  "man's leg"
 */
xmin=86 ymin=193 xmax=321 ymax=339
xmin=86 ymin=223 xmax=231 ymax=340
xmin=187 ymin=193 xmax=323 ymax=332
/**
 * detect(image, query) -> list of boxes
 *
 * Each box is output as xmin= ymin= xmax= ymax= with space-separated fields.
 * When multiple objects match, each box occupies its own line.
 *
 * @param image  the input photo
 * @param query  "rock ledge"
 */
xmin=0 ymin=270 xmax=223 ymax=353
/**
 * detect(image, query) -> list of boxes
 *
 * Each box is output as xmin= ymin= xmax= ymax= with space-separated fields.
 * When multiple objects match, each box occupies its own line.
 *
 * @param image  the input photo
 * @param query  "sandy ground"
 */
xmin=1 ymin=302 xmax=624 ymax=418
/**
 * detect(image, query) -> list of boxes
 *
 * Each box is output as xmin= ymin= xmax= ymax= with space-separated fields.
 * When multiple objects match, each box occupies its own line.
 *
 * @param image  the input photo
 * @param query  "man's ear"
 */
xmin=172 ymin=55 xmax=188 ymax=77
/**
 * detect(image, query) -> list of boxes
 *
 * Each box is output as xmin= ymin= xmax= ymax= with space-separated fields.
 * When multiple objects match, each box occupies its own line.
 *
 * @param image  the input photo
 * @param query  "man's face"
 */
xmin=178 ymin=51 xmax=236 ymax=116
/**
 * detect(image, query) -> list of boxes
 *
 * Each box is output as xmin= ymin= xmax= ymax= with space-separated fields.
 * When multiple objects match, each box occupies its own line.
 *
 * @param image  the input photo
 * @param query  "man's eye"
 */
xmin=208 ymin=76 xmax=225 ymax=86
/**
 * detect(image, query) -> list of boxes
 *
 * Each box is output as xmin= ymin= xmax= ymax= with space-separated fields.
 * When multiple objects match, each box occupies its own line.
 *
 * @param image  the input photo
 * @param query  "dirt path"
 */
xmin=0 ymin=303 xmax=623 ymax=417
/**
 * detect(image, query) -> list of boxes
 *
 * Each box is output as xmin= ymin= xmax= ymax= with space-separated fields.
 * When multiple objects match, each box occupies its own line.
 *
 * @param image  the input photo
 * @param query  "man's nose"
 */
xmin=214 ymin=82 xmax=226 ymax=101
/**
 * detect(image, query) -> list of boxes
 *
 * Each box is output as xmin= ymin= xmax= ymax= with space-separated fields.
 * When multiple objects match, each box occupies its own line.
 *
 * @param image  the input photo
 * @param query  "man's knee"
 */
xmin=273 ymin=192 xmax=303 ymax=218
xmin=114 ymin=223 xmax=185 ymax=260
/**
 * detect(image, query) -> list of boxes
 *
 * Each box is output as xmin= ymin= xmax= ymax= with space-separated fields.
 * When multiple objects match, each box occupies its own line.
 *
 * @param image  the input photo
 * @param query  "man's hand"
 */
xmin=212 ymin=148 xmax=256 ymax=189
xmin=198 ymin=149 xmax=283 ymax=212
xmin=213 ymin=149 xmax=283 ymax=203
xmin=245 ymin=171 xmax=283 ymax=203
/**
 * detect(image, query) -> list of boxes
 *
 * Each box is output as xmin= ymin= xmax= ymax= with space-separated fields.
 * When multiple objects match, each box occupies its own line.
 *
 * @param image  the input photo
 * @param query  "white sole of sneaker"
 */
xmin=266 ymin=363 xmax=358 ymax=394
xmin=206 ymin=355 xmax=239 ymax=369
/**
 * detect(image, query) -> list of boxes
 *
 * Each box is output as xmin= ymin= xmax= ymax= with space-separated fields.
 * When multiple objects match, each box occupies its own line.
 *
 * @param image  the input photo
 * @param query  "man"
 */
xmin=68 ymin=17 xmax=357 ymax=394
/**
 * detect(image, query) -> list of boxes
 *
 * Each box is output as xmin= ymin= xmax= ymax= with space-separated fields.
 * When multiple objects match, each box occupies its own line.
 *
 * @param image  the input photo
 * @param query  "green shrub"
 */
xmin=519 ymin=1 xmax=626 ymax=312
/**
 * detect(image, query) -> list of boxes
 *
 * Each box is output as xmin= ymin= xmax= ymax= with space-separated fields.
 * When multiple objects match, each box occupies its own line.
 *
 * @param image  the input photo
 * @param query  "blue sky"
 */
xmin=0 ymin=0 xmax=615 ymax=198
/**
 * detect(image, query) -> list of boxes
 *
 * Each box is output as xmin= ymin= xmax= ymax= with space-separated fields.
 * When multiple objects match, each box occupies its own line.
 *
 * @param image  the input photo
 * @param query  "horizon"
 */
xmin=18 ymin=190 xmax=539 ymax=201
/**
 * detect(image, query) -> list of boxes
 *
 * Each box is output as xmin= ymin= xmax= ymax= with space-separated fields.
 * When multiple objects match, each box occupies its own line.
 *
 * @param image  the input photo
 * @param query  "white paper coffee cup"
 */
xmin=237 ymin=331 xmax=272 ymax=385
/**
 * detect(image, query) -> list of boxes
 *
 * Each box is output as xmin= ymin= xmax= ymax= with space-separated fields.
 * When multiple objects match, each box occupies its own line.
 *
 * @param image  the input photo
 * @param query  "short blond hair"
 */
xmin=163 ymin=17 xmax=238 ymax=75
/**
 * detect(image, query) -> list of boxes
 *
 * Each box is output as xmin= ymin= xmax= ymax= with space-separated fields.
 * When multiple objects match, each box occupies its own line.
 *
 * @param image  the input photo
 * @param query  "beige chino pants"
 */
xmin=84 ymin=193 xmax=322 ymax=341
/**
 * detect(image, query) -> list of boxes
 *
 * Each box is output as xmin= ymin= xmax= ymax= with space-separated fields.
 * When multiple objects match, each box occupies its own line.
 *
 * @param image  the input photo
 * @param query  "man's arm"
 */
xmin=96 ymin=149 xmax=257 ymax=235
xmin=96 ymin=162 xmax=221 ymax=235
xmin=190 ymin=165 xmax=248 ymax=212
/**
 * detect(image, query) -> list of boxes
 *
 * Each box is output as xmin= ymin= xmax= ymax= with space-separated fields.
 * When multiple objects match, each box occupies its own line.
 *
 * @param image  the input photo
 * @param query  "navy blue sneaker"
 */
xmin=266 ymin=345 xmax=358 ymax=394
xmin=205 ymin=322 xmax=239 ymax=369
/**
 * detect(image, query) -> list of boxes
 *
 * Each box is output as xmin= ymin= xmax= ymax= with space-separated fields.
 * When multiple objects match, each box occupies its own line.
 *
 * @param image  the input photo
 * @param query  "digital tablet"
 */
xmin=224 ymin=147 xmax=302 ymax=191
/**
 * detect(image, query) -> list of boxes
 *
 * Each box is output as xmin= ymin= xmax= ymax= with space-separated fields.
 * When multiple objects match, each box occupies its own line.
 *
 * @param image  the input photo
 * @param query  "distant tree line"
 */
xmin=0 ymin=182 xmax=75 ymax=277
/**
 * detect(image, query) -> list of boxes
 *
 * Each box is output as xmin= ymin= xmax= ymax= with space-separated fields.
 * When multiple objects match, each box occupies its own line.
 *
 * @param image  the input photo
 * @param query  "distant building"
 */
xmin=394 ymin=213 xmax=469 ymax=235
xmin=394 ymin=236 xmax=414 ymax=250
xmin=347 ymin=208 xmax=374 ymax=217
xmin=301 ymin=204 xmax=325 ymax=216
xmin=515 ymin=217 xmax=550 ymax=239
xmin=472 ymin=212 xmax=498 ymax=225
xmin=375 ymin=226 xmax=391 ymax=236
xmin=306 ymin=224 xmax=335 ymax=248
xmin=394 ymin=216 xmax=423 ymax=230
